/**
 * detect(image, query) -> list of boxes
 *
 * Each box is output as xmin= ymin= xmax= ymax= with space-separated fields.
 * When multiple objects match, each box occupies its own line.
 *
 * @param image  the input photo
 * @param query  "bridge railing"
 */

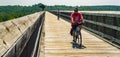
xmin=20 ymin=11 xmax=45 ymax=57
xmin=0 ymin=11 xmax=45 ymax=57
xmin=49 ymin=11 xmax=120 ymax=48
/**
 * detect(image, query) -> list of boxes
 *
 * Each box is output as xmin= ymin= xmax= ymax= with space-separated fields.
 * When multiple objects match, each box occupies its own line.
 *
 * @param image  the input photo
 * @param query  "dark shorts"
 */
xmin=72 ymin=25 xmax=77 ymax=31
xmin=70 ymin=23 xmax=83 ymax=35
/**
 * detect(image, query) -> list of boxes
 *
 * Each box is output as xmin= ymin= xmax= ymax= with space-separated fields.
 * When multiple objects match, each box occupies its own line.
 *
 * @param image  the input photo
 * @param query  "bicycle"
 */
xmin=72 ymin=22 xmax=83 ymax=48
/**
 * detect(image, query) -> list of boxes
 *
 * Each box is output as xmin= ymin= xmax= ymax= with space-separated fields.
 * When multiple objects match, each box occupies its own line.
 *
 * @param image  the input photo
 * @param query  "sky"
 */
xmin=0 ymin=0 xmax=120 ymax=6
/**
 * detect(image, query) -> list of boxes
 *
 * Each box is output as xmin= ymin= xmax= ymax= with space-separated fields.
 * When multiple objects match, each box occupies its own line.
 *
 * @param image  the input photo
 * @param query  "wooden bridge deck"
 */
xmin=40 ymin=12 xmax=120 ymax=57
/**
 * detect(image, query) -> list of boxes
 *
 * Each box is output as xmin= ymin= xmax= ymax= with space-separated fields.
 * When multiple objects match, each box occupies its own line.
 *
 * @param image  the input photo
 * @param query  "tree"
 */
xmin=38 ymin=3 xmax=45 ymax=10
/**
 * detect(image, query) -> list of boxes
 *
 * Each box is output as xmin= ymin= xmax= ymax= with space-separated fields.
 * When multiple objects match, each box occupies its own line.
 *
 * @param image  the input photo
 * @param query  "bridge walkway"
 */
xmin=40 ymin=12 xmax=120 ymax=57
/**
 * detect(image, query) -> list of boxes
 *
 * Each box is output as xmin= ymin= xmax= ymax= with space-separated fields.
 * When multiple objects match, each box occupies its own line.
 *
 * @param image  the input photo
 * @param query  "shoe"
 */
xmin=79 ymin=44 xmax=82 ymax=48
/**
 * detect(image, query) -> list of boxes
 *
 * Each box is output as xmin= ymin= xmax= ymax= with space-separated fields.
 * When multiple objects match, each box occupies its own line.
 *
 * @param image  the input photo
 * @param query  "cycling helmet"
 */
xmin=74 ymin=8 xmax=78 ymax=12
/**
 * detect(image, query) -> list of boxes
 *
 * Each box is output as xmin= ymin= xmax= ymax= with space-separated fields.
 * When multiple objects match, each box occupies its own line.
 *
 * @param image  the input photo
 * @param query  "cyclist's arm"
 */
xmin=81 ymin=18 xmax=85 ymax=23
xmin=71 ymin=17 xmax=74 ymax=23
xmin=70 ymin=13 xmax=74 ymax=23
xmin=80 ymin=13 xmax=85 ymax=24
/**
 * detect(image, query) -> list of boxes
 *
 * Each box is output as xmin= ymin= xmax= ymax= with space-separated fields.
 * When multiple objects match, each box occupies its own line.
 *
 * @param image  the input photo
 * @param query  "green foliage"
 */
xmin=79 ymin=5 xmax=120 ymax=11
xmin=39 ymin=3 xmax=46 ymax=10
xmin=45 ymin=5 xmax=75 ymax=10
xmin=0 ymin=4 xmax=42 ymax=22
xmin=45 ymin=5 xmax=120 ymax=11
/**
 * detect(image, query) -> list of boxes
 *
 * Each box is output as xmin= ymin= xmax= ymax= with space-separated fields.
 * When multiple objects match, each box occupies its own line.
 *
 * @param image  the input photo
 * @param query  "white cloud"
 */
xmin=0 ymin=0 xmax=120 ymax=6
xmin=40 ymin=0 xmax=120 ymax=6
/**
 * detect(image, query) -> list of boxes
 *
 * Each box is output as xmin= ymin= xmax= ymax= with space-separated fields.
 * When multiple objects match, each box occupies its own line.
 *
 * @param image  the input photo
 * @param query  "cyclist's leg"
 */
xmin=79 ymin=24 xmax=83 ymax=47
xmin=79 ymin=24 xmax=83 ymax=31
xmin=72 ymin=30 xmax=76 ymax=37
xmin=72 ymin=25 xmax=77 ymax=43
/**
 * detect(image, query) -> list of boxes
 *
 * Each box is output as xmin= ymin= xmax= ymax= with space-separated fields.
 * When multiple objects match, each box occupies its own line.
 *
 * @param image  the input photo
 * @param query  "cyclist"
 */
xmin=70 ymin=8 xmax=84 ymax=43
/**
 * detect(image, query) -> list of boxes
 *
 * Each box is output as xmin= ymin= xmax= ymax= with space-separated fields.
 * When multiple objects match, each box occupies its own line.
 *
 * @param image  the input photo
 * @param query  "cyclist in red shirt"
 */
xmin=70 ymin=8 xmax=84 ymax=43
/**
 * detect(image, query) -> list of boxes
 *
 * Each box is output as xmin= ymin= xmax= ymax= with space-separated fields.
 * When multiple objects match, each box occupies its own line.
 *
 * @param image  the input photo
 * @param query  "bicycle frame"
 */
xmin=76 ymin=26 xmax=80 ymax=35
xmin=75 ymin=25 xmax=82 ymax=47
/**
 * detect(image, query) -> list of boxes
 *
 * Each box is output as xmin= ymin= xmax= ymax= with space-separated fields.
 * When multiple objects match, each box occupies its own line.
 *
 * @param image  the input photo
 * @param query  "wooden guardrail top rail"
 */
xmin=0 ymin=12 xmax=43 ymax=56
xmin=58 ymin=11 xmax=120 ymax=17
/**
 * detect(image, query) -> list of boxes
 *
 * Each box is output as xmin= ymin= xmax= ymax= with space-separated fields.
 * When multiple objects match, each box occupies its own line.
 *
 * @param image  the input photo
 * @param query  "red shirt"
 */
xmin=70 ymin=12 xmax=83 ymax=26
